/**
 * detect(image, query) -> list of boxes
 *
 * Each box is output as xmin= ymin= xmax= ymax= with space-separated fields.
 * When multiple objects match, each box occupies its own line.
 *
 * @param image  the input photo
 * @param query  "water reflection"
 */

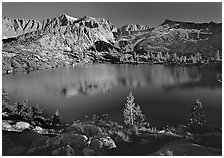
xmin=2 ymin=64 xmax=221 ymax=127
xmin=47 ymin=64 xmax=221 ymax=97
xmin=3 ymin=64 xmax=221 ymax=98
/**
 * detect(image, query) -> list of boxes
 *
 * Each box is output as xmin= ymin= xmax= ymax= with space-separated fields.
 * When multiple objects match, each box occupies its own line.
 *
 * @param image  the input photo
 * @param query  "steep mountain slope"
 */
xmin=2 ymin=14 xmax=79 ymax=39
xmin=117 ymin=19 xmax=221 ymax=57
xmin=2 ymin=14 xmax=121 ymax=74
xmin=3 ymin=14 xmax=118 ymax=51
xmin=2 ymin=15 xmax=222 ymax=74
xmin=3 ymin=15 xmax=221 ymax=56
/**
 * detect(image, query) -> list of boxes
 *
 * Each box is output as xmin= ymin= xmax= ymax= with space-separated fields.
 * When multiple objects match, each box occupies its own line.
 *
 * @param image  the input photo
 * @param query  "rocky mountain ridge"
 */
xmin=3 ymin=14 xmax=221 ymax=54
xmin=2 ymin=14 xmax=222 ymax=74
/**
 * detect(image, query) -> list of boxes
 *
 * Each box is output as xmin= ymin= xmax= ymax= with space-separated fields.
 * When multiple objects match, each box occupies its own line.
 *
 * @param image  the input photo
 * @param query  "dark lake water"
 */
xmin=2 ymin=64 xmax=222 ymax=128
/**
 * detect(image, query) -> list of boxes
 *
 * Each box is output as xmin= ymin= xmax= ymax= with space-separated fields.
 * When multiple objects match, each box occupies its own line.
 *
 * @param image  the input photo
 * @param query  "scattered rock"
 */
xmin=82 ymin=148 xmax=95 ymax=156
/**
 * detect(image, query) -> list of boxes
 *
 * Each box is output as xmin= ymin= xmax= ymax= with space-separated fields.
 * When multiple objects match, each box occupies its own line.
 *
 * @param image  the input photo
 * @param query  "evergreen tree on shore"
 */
xmin=123 ymin=92 xmax=145 ymax=127
xmin=187 ymin=98 xmax=207 ymax=133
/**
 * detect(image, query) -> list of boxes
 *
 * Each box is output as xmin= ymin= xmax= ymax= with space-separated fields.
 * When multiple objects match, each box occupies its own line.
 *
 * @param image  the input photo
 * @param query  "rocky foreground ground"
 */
xmin=2 ymin=88 xmax=222 ymax=156
xmin=2 ymin=118 xmax=222 ymax=156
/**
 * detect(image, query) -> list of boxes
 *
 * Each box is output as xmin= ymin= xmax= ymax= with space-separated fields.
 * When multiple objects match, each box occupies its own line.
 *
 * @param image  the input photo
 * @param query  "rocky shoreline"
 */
xmin=2 ymin=47 xmax=222 ymax=75
xmin=2 ymin=90 xmax=222 ymax=156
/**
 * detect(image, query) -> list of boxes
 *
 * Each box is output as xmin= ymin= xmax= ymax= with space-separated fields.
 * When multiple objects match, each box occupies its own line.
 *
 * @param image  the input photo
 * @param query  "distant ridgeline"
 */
xmin=2 ymin=14 xmax=222 ymax=73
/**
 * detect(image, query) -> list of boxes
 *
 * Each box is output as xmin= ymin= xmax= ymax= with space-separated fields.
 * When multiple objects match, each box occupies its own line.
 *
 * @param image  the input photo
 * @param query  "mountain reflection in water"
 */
xmin=2 ymin=64 xmax=221 ymax=128
xmin=56 ymin=65 xmax=219 ymax=97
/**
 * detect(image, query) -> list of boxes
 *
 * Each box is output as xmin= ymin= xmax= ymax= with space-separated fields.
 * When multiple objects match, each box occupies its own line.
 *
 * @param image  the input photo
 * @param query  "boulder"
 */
xmin=100 ymin=136 xmax=116 ymax=149
xmin=90 ymin=139 xmax=103 ymax=151
xmin=35 ymin=126 xmax=43 ymax=131
xmin=69 ymin=134 xmax=88 ymax=149
xmin=50 ymin=133 xmax=88 ymax=149
xmin=14 ymin=121 xmax=30 ymax=130
xmin=64 ymin=124 xmax=85 ymax=134
xmin=2 ymin=120 xmax=11 ymax=130
xmin=84 ymin=125 xmax=103 ymax=137
xmin=34 ymin=126 xmax=46 ymax=134
xmin=2 ymin=112 xmax=9 ymax=118
xmin=114 ymin=130 xmax=131 ymax=142
xmin=82 ymin=148 xmax=95 ymax=156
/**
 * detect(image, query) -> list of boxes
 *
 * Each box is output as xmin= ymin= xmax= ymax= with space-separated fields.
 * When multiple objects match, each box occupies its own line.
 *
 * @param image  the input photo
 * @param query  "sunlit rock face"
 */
xmin=2 ymin=14 xmax=79 ymax=38
xmin=2 ymin=15 xmax=221 ymax=66
xmin=119 ymin=24 xmax=151 ymax=36
xmin=3 ymin=14 xmax=118 ymax=52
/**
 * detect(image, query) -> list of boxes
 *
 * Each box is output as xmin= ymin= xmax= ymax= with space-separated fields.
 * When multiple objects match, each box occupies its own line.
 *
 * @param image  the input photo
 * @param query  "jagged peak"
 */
xmin=59 ymin=13 xmax=79 ymax=21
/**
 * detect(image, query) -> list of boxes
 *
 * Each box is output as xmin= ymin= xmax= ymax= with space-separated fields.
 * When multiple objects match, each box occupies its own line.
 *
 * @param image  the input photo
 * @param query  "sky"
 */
xmin=2 ymin=2 xmax=222 ymax=27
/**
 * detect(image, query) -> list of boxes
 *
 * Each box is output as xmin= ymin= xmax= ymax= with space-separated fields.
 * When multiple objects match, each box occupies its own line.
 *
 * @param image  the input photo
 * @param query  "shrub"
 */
xmin=123 ymin=92 xmax=146 ymax=127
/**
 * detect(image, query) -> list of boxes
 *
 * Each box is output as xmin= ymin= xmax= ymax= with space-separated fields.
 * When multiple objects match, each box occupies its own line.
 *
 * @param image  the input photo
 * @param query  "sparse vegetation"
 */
xmin=123 ymin=92 xmax=146 ymax=128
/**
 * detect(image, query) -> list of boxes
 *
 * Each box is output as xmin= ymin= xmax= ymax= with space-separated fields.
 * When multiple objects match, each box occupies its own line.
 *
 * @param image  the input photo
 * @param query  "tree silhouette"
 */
xmin=187 ymin=98 xmax=207 ymax=133
xmin=123 ymin=92 xmax=145 ymax=127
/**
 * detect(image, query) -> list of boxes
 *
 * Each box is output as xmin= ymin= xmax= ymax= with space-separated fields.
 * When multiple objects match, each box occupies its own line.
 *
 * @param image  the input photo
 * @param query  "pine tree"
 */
xmin=187 ymin=98 xmax=207 ymax=133
xmin=123 ymin=92 xmax=145 ymax=127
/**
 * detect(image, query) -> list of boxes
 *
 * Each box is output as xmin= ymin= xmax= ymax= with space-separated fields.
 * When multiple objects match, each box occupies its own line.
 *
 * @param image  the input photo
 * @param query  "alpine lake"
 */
xmin=2 ymin=63 xmax=222 ymax=128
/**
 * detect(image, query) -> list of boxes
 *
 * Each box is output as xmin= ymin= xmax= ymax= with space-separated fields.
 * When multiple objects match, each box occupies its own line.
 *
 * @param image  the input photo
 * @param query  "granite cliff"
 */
xmin=2 ymin=14 xmax=222 ymax=74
